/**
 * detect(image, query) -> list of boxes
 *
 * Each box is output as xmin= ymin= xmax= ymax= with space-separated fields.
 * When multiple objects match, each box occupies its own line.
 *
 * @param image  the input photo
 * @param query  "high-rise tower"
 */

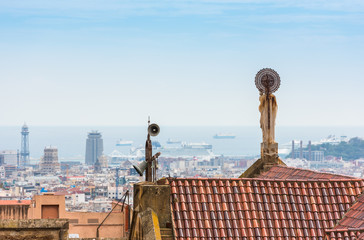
xmin=85 ymin=131 xmax=103 ymax=165
xmin=20 ymin=123 xmax=30 ymax=166
xmin=39 ymin=146 xmax=60 ymax=173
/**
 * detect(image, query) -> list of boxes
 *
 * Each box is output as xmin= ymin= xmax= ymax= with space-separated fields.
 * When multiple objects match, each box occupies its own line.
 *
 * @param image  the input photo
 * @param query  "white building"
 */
xmin=107 ymin=186 xmax=125 ymax=199
xmin=0 ymin=166 xmax=5 ymax=178
xmin=0 ymin=150 xmax=18 ymax=165
xmin=72 ymin=193 xmax=86 ymax=204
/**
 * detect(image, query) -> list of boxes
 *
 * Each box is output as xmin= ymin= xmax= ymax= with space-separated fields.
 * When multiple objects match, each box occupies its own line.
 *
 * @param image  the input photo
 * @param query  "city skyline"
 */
xmin=1 ymin=2 xmax=364 ymax=238
xmin=1 ymin=1 xmax=364 ymax=126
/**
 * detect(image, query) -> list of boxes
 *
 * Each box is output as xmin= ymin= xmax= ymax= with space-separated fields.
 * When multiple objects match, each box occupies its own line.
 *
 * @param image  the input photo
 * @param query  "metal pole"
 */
xmin=145 ymin=134 xmax=152 ymax=182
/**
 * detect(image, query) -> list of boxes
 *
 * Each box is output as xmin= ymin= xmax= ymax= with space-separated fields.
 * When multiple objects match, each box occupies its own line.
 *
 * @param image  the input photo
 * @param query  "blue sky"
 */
xmin=0 ymin=0 xmax=364 ymax=126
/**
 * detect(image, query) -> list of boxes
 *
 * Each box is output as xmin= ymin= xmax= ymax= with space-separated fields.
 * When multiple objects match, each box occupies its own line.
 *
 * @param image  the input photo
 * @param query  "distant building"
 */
xmin=0 ymin=155 xmax=4 ymax=166
xmin=3 ymin=165 xmax=17 ymax=178
xmin=98 ymin=155 xmax=108 ymax=168
xmin=20 ymin=123 xmax=30 ymax=166
xmin=39 ymin=147 xmax=60 ymax=173
xmin=60 ymin=161 xmax=81 ymax=172
xmin=85 ymin=131 xmax=103 ymax=165
xmin=0 ymin=166 xmax=5 ymax=178
xmin=94 ymin=158 xmax=102 ymax=173
xmin=0 ymin=150 xmax=18 ymax=165
xmin=294 ymin=150 xmax=324 ymax=161
xmin=107 ymin=186 xmax=125 ymax=200
xmin=0 ymin=194 xmax=129 ymax=239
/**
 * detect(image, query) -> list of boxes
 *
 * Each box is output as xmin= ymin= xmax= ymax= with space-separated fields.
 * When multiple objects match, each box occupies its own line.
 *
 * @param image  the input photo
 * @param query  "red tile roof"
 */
xmin=257 ymin=165 xmax=356 ymax=180
xmin=54 ymin=191 xmax=69 ymax=195
xmin=325 ymin=229 xmax=364 ymax=239
xmin=325 ymin=193 xmax=364 ymax=239
xmin=0 ymin=200 xmax=31 ymax=205
xmin=166 ymin=177 xmax=364 ymax=239
xmin=335 ymin=193 xmax=364 ymax=229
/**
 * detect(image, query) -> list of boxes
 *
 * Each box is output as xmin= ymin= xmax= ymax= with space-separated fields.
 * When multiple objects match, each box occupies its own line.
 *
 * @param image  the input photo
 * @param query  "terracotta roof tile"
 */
xmin=167 ymin=177 xmax=364 ymax=239
xmin=325 ymin=228 xmax=364 ymax=239
xmin=325 ymin=193 xmax=364 ymax=239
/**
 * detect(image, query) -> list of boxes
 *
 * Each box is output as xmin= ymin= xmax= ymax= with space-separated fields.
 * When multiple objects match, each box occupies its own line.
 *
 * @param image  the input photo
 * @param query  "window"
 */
xmin=87 ymin=219 xmax=99 ymax=224
xmin=69 ymin=219 xmax=79 ymax=224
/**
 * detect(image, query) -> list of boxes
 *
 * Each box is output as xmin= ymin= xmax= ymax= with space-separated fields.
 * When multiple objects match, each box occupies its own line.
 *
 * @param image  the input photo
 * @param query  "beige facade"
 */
xmin=0 ymin=193 xmax=128 ymax=239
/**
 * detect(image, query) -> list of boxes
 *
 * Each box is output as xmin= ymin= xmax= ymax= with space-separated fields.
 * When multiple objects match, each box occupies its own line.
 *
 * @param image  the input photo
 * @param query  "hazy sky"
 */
xmin=1 ymin=0 xmax=364 ymax=126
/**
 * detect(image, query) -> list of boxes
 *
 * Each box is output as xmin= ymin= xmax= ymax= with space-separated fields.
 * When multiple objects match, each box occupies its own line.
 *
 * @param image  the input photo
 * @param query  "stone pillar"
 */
xmin=261 ymin=142 xmax=278 ymax=160
xmin=130 ymin=182 xmax=172 ymax=240
xmin=133 ymin=182 xmax=171 ymax=228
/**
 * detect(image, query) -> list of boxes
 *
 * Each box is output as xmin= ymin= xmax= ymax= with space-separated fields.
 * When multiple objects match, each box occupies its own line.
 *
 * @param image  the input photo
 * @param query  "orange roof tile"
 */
xmin=166 ymin=177 xmax=364 ymax=239
xmin=257 ymin=165 xmax=356 ymax=180
xmin=325 ymin=228 xmax=364 ymax=239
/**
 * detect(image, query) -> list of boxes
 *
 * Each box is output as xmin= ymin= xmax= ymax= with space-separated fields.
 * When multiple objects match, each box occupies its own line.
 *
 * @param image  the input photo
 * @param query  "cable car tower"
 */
xmin=20 ymin=123 xmax=30 ymax=166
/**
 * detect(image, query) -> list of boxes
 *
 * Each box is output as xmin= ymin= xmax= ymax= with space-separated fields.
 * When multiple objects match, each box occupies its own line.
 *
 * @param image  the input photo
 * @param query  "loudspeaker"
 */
xmin=133 ymin=161 xmax=148 ymax=176
xmin=148 ymin=123 xmax=160 ymax=137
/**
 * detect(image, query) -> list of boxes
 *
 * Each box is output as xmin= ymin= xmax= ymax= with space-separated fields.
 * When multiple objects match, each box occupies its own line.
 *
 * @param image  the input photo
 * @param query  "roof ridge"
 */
xmin=166 ymin=177 xmax=364 ymax=183
xmin=271 ymin=165 xmax=359 ymax=179
xmin=326 ymin=228 xmax=364 ymax=232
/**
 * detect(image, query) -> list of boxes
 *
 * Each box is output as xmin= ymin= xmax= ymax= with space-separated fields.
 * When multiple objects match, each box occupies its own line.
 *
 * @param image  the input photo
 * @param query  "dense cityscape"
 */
xmin=1 ymin=124 xmax=363 ymax=212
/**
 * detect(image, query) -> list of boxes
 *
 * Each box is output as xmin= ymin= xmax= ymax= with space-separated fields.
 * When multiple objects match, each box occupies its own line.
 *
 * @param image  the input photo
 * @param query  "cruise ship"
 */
xmin=312 ymin=135 xmax=349 ymax=145
xmin=166 ymin=138 xmax=181 ymax=144
xmin=116 ymin=139 xmax=133 ymax=146
xmin=213 ymin=133 xmax=236 ymax=139
xmin=130 ymin=141 xmax=213 ymax=157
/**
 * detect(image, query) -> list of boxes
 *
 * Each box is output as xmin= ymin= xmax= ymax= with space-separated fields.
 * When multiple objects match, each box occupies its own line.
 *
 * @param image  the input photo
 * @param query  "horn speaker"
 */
xmin=148 ymin=123 xmax=160 ymax=137
xmin=133 ymin=161 xmax=148 ymax=176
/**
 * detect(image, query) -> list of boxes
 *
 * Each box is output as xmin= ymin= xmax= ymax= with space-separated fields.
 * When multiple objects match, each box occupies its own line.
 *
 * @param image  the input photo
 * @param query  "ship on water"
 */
xmin=213 ymin=133 xmax=236 ymax=139
xmin=312 ymin=135 xmax=349 ymax=145
xmin=166 ymin=138 xmax=181 ymax=144
xmin=116 ymin=139 xmax=133 ymax=146
xmin=181 ymin=142 xmax=212 ymax=149
xmin=129 ymin=141 xmax=213 ymax=157
xmin=110 ymin=138 xmax=214 ymax=163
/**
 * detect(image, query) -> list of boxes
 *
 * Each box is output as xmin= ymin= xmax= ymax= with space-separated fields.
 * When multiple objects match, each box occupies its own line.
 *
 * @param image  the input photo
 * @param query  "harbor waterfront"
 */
xmin=1 ymin=125 xmax=364 ymax=161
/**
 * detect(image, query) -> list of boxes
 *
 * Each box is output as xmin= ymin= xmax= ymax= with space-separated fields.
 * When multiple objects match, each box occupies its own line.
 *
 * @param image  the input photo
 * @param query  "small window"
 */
xmin=69 ymin=219 xmax=79 ymax=224
xmin=87 ymin=219 xmax=99 ymax=223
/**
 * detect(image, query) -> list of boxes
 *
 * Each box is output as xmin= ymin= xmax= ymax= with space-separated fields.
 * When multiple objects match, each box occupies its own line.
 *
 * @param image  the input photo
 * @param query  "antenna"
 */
xmin=132 ymin=117 xmax=161 ymax=182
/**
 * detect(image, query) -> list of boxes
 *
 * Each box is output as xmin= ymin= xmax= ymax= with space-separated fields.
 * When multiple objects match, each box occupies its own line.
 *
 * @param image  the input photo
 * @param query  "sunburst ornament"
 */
xmin=255 ymin=68 xmax=280 ymax=94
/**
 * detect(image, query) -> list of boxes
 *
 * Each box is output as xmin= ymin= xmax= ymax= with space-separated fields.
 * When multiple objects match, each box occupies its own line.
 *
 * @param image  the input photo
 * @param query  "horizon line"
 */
xmin=1 ymin=124 xmax=364 ymax=127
